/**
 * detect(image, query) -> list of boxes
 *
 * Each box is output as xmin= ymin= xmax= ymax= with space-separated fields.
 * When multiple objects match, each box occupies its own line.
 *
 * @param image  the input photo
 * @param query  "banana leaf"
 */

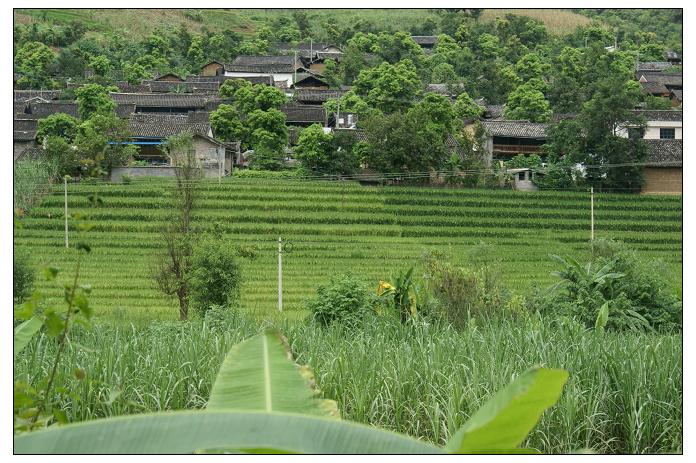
xmin=207 ymin=330 xmax=339 ymax=417
xmin=14 ymin=410 xmax=442 ymax=454
xmin=14 ymin=316 xmax=43 ymax=356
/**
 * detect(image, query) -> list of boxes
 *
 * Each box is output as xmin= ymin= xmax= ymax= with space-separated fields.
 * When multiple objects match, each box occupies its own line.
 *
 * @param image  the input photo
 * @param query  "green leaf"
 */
xmin=74 ymin=293 xmax=92 ymax=319
xmin=43 ymin=310 xmax=65 ymax=338
xmin=207 ymin=331 xmax=339 ymax=418
xmin=445 ymin=367 xmax=568 ymax=453
xmin=43 ymin=266 xmax=59 ymax=281
xmin=595 ymin=302 xmax=609 ymax=333
xmin=14 ymin=317 xmax=43 ymax=355
xmin=13 ymin=411 xmax=442 ymax=454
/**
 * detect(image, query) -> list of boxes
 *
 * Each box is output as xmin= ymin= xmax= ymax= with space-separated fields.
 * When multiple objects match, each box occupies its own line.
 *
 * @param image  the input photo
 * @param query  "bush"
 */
xmin=534 ymin=239 xmax=681 ymax=332
xmin=188 ymin=238 xmax=242 ymax=314
xmin=422 ymin=245 xmax=511 ymax=329
xmin=305 ymin=273 xmax=375 ymax=327
xmin=14 ymin=252 xmax=34 ymax=304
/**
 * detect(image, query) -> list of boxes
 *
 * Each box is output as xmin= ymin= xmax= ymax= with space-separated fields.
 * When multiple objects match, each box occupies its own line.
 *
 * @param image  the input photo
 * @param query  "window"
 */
xmin=518 ymin=172 xmax=526 ymax=181
xmin=660 ymin=128 xmax=676 ymax=139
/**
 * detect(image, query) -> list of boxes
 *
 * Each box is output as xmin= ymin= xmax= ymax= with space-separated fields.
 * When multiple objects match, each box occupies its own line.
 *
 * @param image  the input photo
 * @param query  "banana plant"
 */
xmin=15 ymin=330 xmax=568 ymax=454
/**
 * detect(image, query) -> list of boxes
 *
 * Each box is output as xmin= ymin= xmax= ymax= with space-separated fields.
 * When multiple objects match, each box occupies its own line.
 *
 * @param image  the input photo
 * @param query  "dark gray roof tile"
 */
xmin=644 ymin=139 xmax=682 ymax=166
xmin=481 ymin=120 xmax=548 ymax=138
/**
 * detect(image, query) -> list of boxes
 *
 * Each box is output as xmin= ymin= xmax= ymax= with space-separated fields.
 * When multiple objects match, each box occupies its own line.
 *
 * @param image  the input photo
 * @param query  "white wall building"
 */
xmin=223 ymin=55 xmax=306 ymax=88
xmin=616 ymin=110 xmax=682 ymax=140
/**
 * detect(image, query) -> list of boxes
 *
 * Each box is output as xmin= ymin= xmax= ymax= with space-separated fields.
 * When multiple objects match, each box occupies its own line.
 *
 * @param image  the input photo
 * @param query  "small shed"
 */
xmin=200 ymin=61 xmax=225 ymax=77
xmin=506 ymin=168 xmax=538 ymax=191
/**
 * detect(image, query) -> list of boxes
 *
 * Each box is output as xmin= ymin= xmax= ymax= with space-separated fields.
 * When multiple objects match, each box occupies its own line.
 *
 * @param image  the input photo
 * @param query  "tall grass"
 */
xmin=14 ymin=314 xmax=681 ymax=453
xmin=13 ymin=160 xmax=56 ymax=213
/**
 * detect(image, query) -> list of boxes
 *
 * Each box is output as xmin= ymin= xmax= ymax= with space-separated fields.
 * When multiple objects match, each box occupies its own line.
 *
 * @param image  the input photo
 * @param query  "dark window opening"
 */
xmin=660 ymin=128 xmax=676 ymax=139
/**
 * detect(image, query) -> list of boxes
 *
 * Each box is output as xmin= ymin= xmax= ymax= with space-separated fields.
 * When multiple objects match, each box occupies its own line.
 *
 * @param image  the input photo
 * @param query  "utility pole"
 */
xmin=278 ymin=237 xmax=283 ymax=312
xmin=64 ymin=176 xmax=69 ymax=248
xmin=335 ymin=98 xmax=340 ymax=129
xmin=590 ymin=186 xmax=595 ymax=242
xmin=294 ymin=50 xmax=297 ymax=85
xmin=218 ymin=149 xmax=222 ymax=185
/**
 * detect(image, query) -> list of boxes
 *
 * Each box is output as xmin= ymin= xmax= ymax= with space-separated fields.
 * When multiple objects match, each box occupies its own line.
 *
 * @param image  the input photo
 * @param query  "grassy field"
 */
xmin=15 ymin=8 xmax=596 ymax=40
xmin=14 ymin=178 xmax=682 ymax=323
xmin=14 ymin=314 xmax=682 ymax=453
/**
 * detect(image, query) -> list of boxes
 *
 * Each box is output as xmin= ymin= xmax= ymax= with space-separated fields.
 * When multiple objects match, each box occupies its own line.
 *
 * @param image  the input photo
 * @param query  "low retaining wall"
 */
xmin=111 ymin=166 xmax=220 ymax=182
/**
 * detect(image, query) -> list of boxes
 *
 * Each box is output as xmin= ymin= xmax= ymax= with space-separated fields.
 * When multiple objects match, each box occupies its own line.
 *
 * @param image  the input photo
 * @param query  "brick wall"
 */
xmin=642 ymin=167 xmax=682 ymax=194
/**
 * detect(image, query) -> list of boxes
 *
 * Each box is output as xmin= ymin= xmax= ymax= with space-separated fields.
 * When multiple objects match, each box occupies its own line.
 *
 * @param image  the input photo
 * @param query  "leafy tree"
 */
xmin=219 ymin=78 xmax=252 ymax=99
xmin=504 ymin=82 xmax=552 ymax=122
xmin=123 ymin=62 xmax=152 ymax=85
xmin=209 ymin=104 xmax=246 ymax=145
xmin=75 ymin=83 xmax=117 ymax=120
xmin=14 ymin=41 xmax=56 ymax=89
xmin=188 ymin=237 xmax=242 ymax=313
xmin=353 ymin=59 xmax=422 ymax=113
xmin=36 ymin=113 xmax=80 ymax=144
xmin=13 ymin=251 xmax=34 ymax=304
xmin=43 ymin=136 xmax=81 ymax=177
xmin=295 ymin=124 xmax=360 ymax=175
xmin=187 ymin=36 xmax=206 ymax=67
xmin=514 ymin=53 xmax=548 ymax=82
xmin=411 ymin=93 xmax=457 ymax=133
xmin=453 ymin=91 xmax=484 ymax=119
xmin=324 ymin=91 xmax=378 ymax=127
xmin=548 ymin=47 xmax=587 ymax=113
xmin=88 ymin=55 xmax=111 ymax=77
xmin=73 ymin=113 xmax=135 ymax=176
xmin=322 ymin=58 xmax=341 ymax=88
xmin=292 ymin=10 xmax=311 ymax=37
xmin=430 ymin=62 xmax=458 ymax=85
xmin=253 ymin=85 xmax=287 ymax=111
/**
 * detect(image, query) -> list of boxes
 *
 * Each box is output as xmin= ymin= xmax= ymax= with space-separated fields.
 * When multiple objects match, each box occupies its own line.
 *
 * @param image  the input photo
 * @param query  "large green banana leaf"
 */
xmin=207 ymin=330 xmax=338 ymax=417
xmin=13 ymin=410 xmax=442 ymax=454
xmin=14 ymin=316 xmax=43 ymax=356
xmin=445 ymin=367 xmax=568 ymax=453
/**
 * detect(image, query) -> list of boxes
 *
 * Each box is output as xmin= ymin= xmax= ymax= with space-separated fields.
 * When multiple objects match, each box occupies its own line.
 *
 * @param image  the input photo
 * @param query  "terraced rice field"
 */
xmin=14 ymin=178 xmax=682 ymax=322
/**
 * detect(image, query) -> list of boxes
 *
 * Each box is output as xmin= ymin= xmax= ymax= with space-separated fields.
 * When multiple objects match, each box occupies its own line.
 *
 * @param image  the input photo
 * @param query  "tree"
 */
xmin=353 ymin=59 xmax=422 ymax=113
xmin=75 ymin=84 xmax=116 ymax=120
xmin=14 ymin=41 xmax=56 ymax=89
xmin=504 ymin=82 xmax=552 ymax=122
xmin=153 ymin=132 xmax=201 ymax=320
xmin=548 ymin=47 xmax=587 ymax=113
xmin=43 ymin=136 xmax=81 ymax=177
xmin=73 ymin=113 xmax=135 ymax=176
xmin=292 ymin=10 xmax=311 ymax=38
xmin=123 ymin=62 xmax=152 ymax=85
xmin=209 ymin=104 xmax=246 ymax=145
xmin=453 ymin=91 xmax=484 ymax=119
xmin=294 ymin=124 xmax=360 ymax=176
xmin=430 ymin=62 xmax=458 ymax=85
xmin=36 ymin=113 xmax=79 ymax=144
xmin=188 ymin=237 xmax=242 ymax=313
xmin=514 ymin=53 xmax=548 ymax=82
xmin=88 ymin=55 xmax=111 ymax=77
xmin=253 ymin=85 xmax=287 ymax=111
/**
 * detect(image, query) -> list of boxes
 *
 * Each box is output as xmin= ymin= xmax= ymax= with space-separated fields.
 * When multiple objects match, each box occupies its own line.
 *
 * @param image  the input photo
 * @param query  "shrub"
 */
xmin=14 ymin=252 xmax=34 ymax=304
xmin=422 ymin=246 xmax=511 ymax=328
xmin=188 ymin=238 xmax=242 ymax=314
xmin=536 ymin=239 xmax=681 ymax=332
xmin=305 ymin=273 xmax=375 ymax=327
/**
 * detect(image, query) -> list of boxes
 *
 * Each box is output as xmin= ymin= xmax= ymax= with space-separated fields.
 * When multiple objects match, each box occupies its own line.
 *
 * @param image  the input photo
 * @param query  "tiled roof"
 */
xmin=114 ymin=82 xmax=152 ymax=93
xmin=315 ymin=52 xmax=344 ymax=60
xmin=111 ymin=93 xmax=209 ymax=108
xmin=14 ymin=90 xmax=61 ymax=102
xmin=14 ymin=119 xmax=38 ymax=132
xmin=292 ymin=89 xmax=345 ymax=103
xmin=280 ymin=104 xmax=326 ymax=124
xmin=481 ymin=120 xmax=548 ymax=138
xmin=636 ymin=61 xmax=672 ymax=72
xmin=644 ymin=139 xmax=682 ymax=166
xmin=26 ymin=101 xmax=79 ymax=118
xmin=226 ymin=55 xmax=300 ymax=73
xmin=638 ymin=72 xmax=682 ymax=86
xmin=483 ymin=104 xmax=505 ymax=119
xmin=632 ymin=110 xmax=682 ymax=122
xmin=640 ymin=81 xmax=670 ymax=95
xmin=128 ymin=113 xmax=212 ymax=138
xmin=411 ymin=36 xmax=438 ymax=46
xmin=14 ymin=130 xmax=37 ymax=142
xmin=664 ymin=51 xmax=680 ymax=60
xmin=147 ymin=80 xmax=220 ymax=93
xmin=292 ymin=73 xmax=329 ymax=88
xmin=187 ymin=75 xmax=275 ymax=86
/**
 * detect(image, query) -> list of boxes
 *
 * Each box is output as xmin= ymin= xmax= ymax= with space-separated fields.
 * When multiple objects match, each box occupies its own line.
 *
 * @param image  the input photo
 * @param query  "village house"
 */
xmin=411 ymin=36 xmax=438 ymax=52
xmin=274 ymin=42 xmax=344 ymax=74
xmin=222 ymin=55 xmax=309 ymax=88
xmin=641 ymin=139 xmax=682 ymax=194
xmin=110 ymin=93 xmax=210 ymax=114
xmin=110 ymin=113 xmax=239 ymax=181
xmin=291 ymin=73 xmax=330 ymax=90
xmin=480 ymin=120 xmax=549 ymax=165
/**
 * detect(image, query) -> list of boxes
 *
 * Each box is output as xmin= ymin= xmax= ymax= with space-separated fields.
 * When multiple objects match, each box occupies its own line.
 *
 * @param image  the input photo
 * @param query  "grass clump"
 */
xmin=305 ymin=272 xmax=375 ymax=327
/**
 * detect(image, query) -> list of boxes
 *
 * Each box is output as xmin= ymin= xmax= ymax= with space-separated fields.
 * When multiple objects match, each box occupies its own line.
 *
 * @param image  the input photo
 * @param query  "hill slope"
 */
xmin=14 ymin=179 xmax=682 ymax=322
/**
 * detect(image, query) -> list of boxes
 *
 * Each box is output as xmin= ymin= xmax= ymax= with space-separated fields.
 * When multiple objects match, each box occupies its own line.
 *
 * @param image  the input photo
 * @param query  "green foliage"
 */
xmin=536 ymin=240 xmax=681 ymax=331
xmin=306 ymin=273 xmax=375 ymax=327
xmin=74 ymin=83 xmax=117 ymax=120
xmin=505 ymin=154 xmax=543 ymax=169
xmin=504 ymin=81 xmax=552 ymax=122
xmin=453 ymin=91 xmax=484 ymax=119
xmin=353 ymin=59 xmax=422 ymax=113
xmin=14 ymin=252 xmax=35 ymax=304
xmin=207 ymin=331 xmax=339 ymax=417
xmin=14 ymin=41 xmax=56 ymax=89
xmin=88 ymin=55 xmax=111 ymax=76
xmin=188 ymin=237 xmax=242 ymax=313
xmin=209 ymin=103 xmax=246 ymax=143
xmin=36 ymin=113 xmax=80 ymax=144
xmin=445 ymin=368 xmax=568 ymax=453
xmin=123 ymin=62 xmax=152 ymax=84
